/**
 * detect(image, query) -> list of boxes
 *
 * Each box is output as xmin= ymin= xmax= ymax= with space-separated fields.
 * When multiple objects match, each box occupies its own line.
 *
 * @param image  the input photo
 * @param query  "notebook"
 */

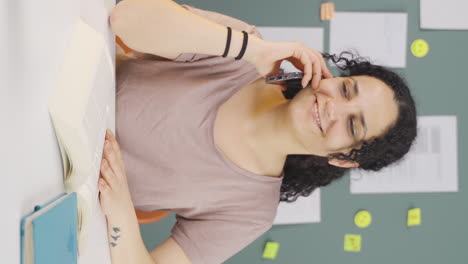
xmin=48 ymin=18 xmax=115 ymax=254
xmin=20 ymin=192 xmax=78 ymax=264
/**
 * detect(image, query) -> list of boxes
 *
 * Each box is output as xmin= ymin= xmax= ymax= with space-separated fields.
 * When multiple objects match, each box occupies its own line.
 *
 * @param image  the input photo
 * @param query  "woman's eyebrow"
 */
xmin=360 ymin=112 xmax=367 ymax=140
xmin=351 ymin=77 xmax=359 ymax=95
xmin=350 ymin=77 xmax=367 ymax=140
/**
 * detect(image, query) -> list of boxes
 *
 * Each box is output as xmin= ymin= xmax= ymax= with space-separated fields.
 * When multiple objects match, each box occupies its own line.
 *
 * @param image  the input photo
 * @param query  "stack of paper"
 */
xmin=48 ymin=19 xmax=115 ymax=254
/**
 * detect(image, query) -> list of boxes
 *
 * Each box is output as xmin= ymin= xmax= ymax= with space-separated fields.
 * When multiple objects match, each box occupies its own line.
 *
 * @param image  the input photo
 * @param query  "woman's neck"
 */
xmin=241 ymin=81 xmax=312 ymax=176
xmin=241 ymin=83 xmax=291 ymax=176
xmin=215 ymin=79 xmax=310 ymax=177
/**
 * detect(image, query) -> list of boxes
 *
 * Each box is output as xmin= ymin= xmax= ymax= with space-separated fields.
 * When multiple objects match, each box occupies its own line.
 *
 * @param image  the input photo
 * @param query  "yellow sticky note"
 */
xmin=354 ymin=210 xmax=372 ymax=228
xmin=407 ymin=208 xmax=421 ymax=226
xmin=411 ymin=39 xmax=429 ymax=58
xmin=344 ymin=234 xmax=362 ymax=252
xmin=262 ymin=241 xmax=280 ymax=259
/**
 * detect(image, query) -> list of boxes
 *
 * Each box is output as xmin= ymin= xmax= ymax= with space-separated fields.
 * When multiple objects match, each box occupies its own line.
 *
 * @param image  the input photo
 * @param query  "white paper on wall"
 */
xmin=350 ymin=116 xmax=458 ymax=194
xmin=258 ymin=27 xmax=324 ymax=73
xmin=330 ymin=12 xmax=408 ymax=68
xmin=421 ymin=0 xmax=468 ymax=30
xmin=273 ymin=188 xmax=321 ymax=225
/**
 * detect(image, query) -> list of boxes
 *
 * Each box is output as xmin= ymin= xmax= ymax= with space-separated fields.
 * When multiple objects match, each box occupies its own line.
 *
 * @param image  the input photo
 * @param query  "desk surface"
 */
xmin=3 ymin=0 xmax=116 ymax=263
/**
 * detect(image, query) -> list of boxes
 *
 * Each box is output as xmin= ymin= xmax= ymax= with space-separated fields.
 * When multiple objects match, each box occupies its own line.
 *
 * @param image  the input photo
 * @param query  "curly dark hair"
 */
xmin=279 ymin=52 xmax=417 ymax=203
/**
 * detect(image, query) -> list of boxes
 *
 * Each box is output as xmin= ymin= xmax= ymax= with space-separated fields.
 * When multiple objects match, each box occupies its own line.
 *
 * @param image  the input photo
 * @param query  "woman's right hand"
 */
xmin=247 ymin=37 xmax=333 ymax=89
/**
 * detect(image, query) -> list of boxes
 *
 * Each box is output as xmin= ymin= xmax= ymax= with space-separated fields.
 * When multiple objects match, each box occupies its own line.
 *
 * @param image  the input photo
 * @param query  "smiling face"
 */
xmin=287 ymin=75 xmax=399 ymax=157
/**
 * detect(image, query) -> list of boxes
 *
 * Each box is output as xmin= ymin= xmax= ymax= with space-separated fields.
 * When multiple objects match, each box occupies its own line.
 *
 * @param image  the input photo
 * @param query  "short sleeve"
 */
xmin=171 ymin=214 xmax=272 ymax=264
xmin=173 ymin=5 xmax=264 ymax=63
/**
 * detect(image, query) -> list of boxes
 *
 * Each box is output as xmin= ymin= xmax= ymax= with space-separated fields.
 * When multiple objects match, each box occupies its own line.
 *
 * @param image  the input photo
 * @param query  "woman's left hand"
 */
xmin=98 ymin=129 xmax=135 ymax=219
xmin=247 ymin=37 xmax=333 ymax=89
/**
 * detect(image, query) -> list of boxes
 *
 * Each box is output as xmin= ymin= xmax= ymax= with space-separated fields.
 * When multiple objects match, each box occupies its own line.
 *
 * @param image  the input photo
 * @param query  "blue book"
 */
xmin=20 ymin=192 xmax=78 ymax=264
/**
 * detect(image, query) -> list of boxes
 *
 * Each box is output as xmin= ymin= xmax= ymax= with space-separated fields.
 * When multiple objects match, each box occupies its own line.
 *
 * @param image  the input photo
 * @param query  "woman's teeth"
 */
xmin=314 ymin=100 xmax=322 ymax=130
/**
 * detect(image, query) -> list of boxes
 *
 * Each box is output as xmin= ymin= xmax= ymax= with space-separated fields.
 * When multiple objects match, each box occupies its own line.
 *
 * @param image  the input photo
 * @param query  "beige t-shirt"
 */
xmin=115 ymin=5 xmax=284 ymax=264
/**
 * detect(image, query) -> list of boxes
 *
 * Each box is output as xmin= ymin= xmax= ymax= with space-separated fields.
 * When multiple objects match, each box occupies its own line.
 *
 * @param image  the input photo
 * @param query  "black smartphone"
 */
xmin=265 ymin=72 xmax=304 ymax=85
xmin=265 ymin=71 xmax=306 ymax=99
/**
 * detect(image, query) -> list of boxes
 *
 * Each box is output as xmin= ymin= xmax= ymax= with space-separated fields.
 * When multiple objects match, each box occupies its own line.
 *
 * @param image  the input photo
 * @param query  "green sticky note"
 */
xmin=344 ymin=234 xmax=362 ymax=252
xmin=262 ymin=241 xmax=280 ymax=259
xmin=407 ymin=208 xmax=421 ymax=226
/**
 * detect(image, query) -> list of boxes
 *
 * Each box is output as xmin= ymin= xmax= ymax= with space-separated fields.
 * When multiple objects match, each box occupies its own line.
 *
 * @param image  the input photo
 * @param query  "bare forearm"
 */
xmin=105 ymin=211 xmax=156 ymax=264
xmin=109 ymin=0 xmax=261 ymax=62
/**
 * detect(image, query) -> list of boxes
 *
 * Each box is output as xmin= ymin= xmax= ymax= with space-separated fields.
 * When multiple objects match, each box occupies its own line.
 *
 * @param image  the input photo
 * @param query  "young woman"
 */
xmin=98 ymin=1 xmax=417 ymax=263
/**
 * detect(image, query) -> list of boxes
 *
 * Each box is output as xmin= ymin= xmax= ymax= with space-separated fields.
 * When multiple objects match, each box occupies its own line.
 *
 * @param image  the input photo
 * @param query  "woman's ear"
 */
xmin=328 ymin=158 xmax=359 ymax=168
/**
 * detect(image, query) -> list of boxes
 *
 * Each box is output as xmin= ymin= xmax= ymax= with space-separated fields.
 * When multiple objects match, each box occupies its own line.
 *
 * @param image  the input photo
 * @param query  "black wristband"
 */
xmin=235 ymin=31 xmax=248 ymax=60
xmin=222 ymin=27 xmax=232 ymax=58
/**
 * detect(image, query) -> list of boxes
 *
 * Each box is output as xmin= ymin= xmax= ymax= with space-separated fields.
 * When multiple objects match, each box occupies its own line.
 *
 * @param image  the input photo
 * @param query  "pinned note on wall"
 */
xmin=344 ymin=234 xmax=362 ymax=252
xmin=262 ymin=241 xmax=280 ymax=259
xmin=411 ymin=39 xmax=430 ymax=58
xmin=257 ymin=27 xmax=324 ymax=75
xmin=354 ymin=210 xmax=372 ymax=228
xmin=420 ymin=0 xmax=468 ymax=30
xmin=330 ymin=12 xmax=408 ymax=68
xmin=407 ymin=208 xmax=422 ymax=227
xmin=321 ymin=2 xmax=335 ymax=21
xmin=350 ymin=116 xmax=458 ymax=194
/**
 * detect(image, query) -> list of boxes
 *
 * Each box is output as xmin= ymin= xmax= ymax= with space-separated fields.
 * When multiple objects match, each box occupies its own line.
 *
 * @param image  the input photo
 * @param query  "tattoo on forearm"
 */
xmin=110 ymin=227 xmax=121 ymax=248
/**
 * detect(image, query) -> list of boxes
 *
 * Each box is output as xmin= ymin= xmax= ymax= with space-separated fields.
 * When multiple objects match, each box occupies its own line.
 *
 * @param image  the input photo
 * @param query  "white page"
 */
xmin=258 ymin=27 xmax=323 ymax=73
xmin=350 ymin=116 xmax=458 ymax=194
xmin=330 ymin=12 xmax=407 ymax=68
xmin=421 ymin=0 xmax=468 ymax=30
xmin=76 ymin=20 xmax=114 ymax=255
xmin=273 ymin=189 xmax=321 ymax=225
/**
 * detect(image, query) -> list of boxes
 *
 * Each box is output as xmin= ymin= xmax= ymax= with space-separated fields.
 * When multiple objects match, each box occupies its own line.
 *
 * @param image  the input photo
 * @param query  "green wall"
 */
xmin=139 ymin=0 xmax=468 ymax=263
